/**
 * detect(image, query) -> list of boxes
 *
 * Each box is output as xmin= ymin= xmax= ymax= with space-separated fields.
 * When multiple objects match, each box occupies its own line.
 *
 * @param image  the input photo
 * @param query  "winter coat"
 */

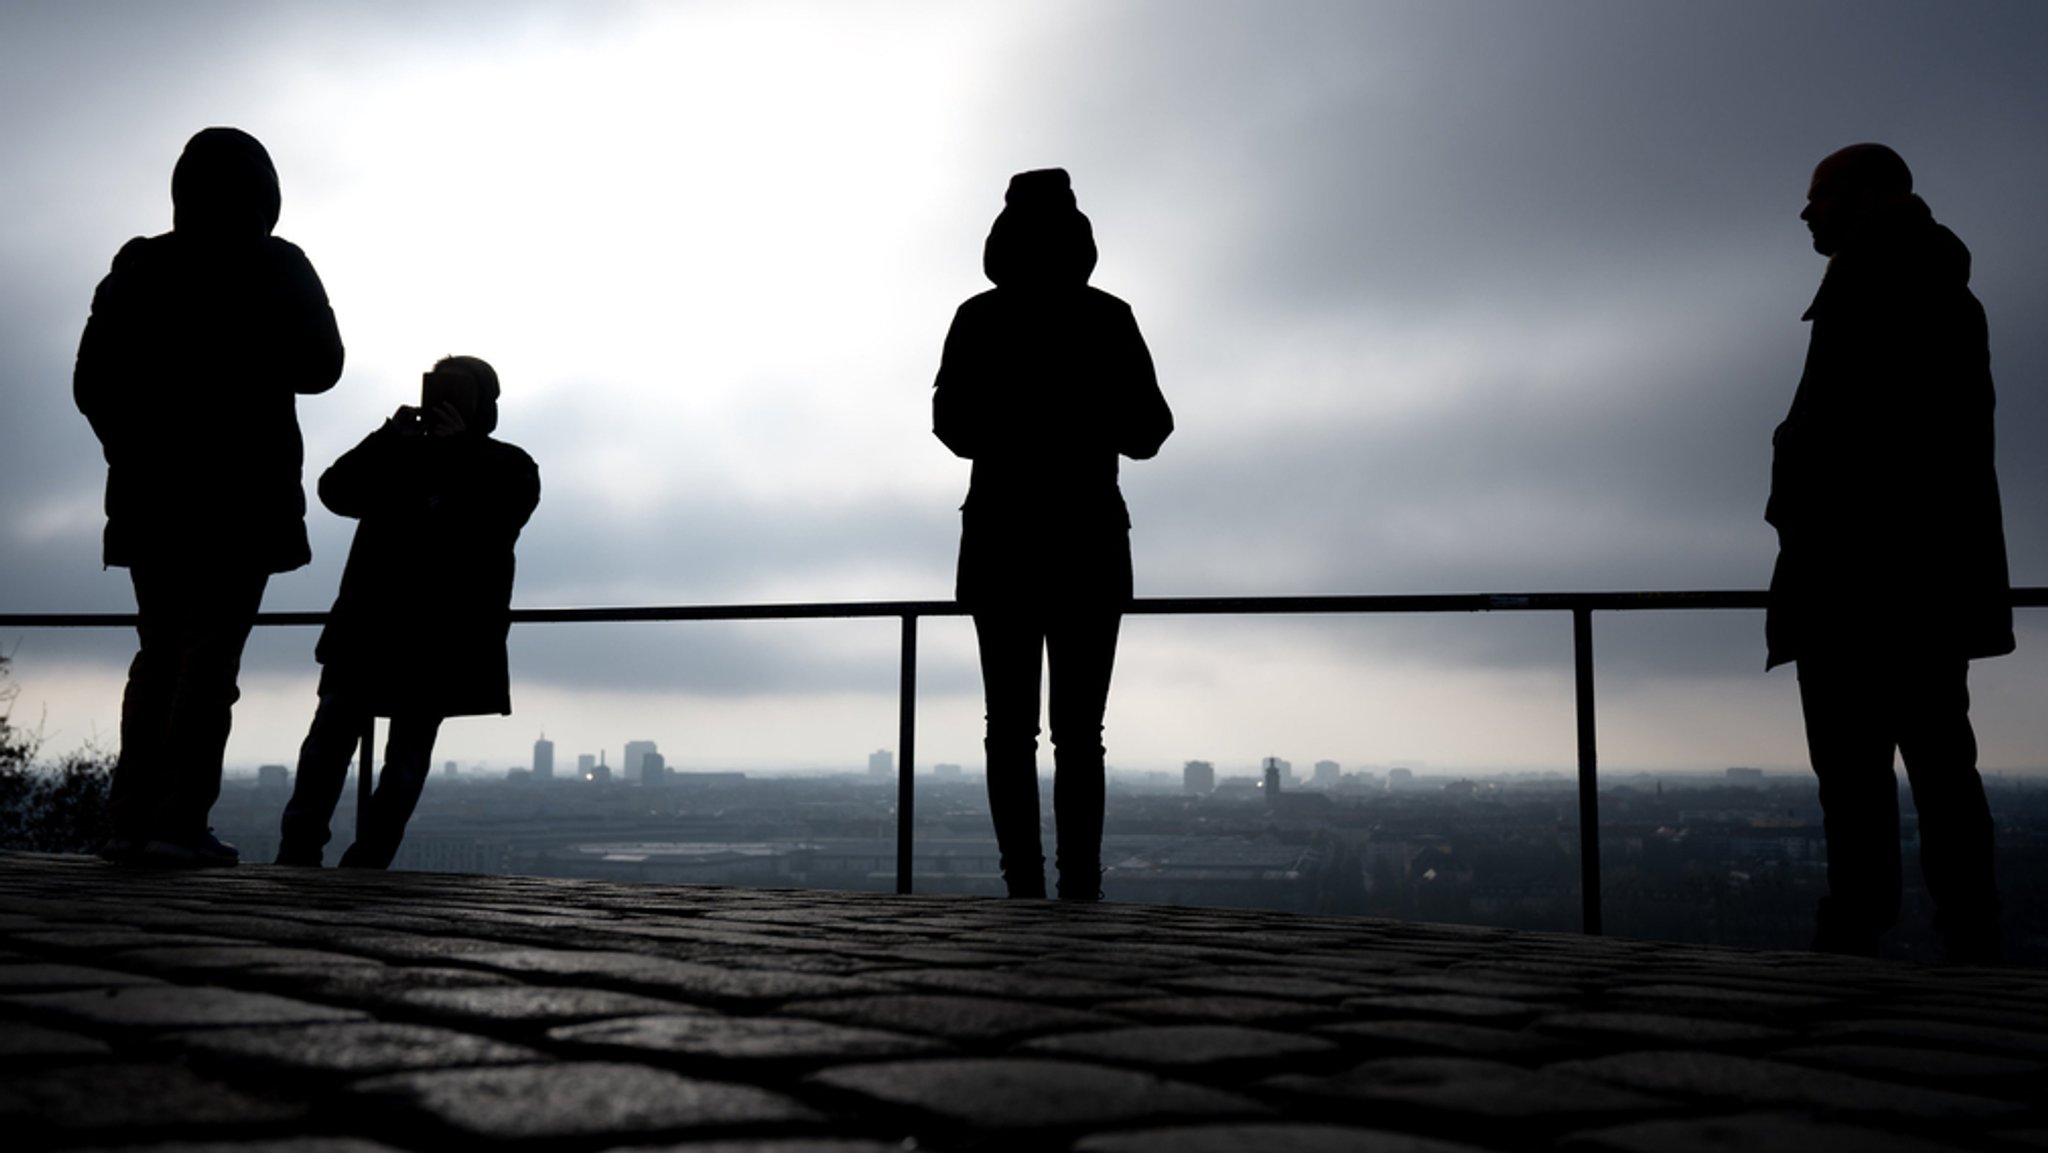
xmin=74 ymin=128 xmax=344 ymax=572
xmin=934 ymin=169 xmax=1174 ymax=612
xmin=313 ymin=423 xmax=540 ymax=717
xmin=1765 ymin=196 xmax=2013 ymax=668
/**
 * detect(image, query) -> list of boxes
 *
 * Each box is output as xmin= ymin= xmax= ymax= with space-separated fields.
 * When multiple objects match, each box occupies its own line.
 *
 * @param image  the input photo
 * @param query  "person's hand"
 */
xmin=389 ymin=405 xmax=427 ymax=437
xmin=424 ymin=400 xmax=468 ymax=439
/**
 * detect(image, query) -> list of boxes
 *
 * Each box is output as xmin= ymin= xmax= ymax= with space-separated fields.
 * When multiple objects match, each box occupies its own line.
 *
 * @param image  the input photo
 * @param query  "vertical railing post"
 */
xmin=896 ymin=612 xmax=918 ymax=895
xmin=357 ymin=717 xmax=375 ymax=843
xmin=1572 ymin=606 xmax=1602 ymax=935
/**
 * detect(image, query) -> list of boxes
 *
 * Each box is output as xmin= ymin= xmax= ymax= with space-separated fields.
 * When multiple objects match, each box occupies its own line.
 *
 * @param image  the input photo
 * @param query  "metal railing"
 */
xmin=8 ymin=587 xmax=2044 ymax=933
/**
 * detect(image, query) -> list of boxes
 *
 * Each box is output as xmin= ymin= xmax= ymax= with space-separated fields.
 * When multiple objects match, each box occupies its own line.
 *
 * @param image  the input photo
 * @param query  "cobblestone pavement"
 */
xmin=2 ymin=852 xmax=2044 ymax=1152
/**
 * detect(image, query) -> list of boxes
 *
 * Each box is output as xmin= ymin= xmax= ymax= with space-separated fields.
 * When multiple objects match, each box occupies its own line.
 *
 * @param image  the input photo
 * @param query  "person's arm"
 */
xmin=1113 ymin=305 xmax=1173 ymax=461
xmin=264 ymin=239 xmax=344 ymax=396
xmin=932 ymin=302 xmax=988 ymax=460
xmin=318 ymin=415 xmax=425 ymax=519
xmin=72 ymin=239 xmax=151 ymax=458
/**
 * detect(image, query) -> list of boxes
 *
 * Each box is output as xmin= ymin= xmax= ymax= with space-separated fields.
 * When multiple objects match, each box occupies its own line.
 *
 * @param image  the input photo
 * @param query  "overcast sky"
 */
xmin=4 ymin=1 xmax=2046 ymax=777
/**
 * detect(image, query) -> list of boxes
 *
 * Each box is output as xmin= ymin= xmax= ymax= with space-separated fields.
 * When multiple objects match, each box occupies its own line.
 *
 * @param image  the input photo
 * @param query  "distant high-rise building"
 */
xmin=622 ymin=740 xmax=659 ymax=785
xmin=444 ymin=760 xmax=458 ymax=776
xmin=533 ymin=734 xmax=555 ymax=781
xmin=868 ymin=749 xmax=893 ymax=779
xmin=1387 ymin=767 xmax=1415 ymax=791
xmin=577 ymin=753 xmax=597 ymax=779
xmin=934 ymin=763 xmax=964 ymax=779
xmin=1183 ymin=760 xmax=1216 ymax=795
xmin=1726 ymin=766 xmax=1765 ymax=786
xmin=256 ymin=764 xmax=289 ymax=790
xmin=641 ymin=751 xmax=666 ymax=783
xmin=1312 ymin=760 xmax=1340 ymax=787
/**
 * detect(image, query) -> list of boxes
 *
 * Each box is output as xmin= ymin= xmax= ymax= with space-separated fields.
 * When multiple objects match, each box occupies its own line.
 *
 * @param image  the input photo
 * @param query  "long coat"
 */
xmin=1765 ymin=197 xmax=2013 ymax=668
xmin=314 ymin=424 xmax=540 ymax=717
xmin=933 ymin=285 xmax=1174 ymax=611
xmin=73 ymin=129 xmax=344 ymax=573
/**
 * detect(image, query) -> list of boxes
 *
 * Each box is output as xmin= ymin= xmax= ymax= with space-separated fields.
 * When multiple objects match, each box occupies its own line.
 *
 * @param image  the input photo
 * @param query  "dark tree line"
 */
xmin=0 ymin=654 xmax=113 ymax=853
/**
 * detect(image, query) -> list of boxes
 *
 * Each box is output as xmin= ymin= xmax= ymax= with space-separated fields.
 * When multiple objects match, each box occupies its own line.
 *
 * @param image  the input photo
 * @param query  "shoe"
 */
xmin=96 ymin=837 xmax=143 ymax=864
xmin=1056 ymin=867 xmax=1104 ymax=902
xmin=274 ymin=846 xmax=322 ymax=868
xmin=138 ymin=830 xmax=241 ymax=868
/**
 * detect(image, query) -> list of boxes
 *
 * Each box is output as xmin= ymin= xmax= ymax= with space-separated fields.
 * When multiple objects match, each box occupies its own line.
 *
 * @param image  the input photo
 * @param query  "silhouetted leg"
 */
xmin=278 ymin=691 xmax=363 ymax=865
xmin=1798 ymin=657 xmax=1901 ymax=955
xmin=1049 ymin=611 xmax=1119 ymax=901
xmin=339 ymin=714 xmax=442 ymax=870
xmin=133 ymin=565 xmax=267 ymax=845
xmin=1896 ymin=660 xmax=2001 ymax=963
xmin=975 ymin=611 xmax=1046 ymax=897
xmin=109 ymin=568 xmax=176 ymax=846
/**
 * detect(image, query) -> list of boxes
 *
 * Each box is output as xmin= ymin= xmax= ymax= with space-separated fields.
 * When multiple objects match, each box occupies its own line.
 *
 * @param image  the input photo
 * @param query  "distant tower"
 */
xmin=1183 ymin=760 xmax=1216 ymax=795
xmin=868 ymin=749 xmax=894 ymax=779
xmin=622 ymin=740 xmax=658 ymax=785
xmin=1263 ymin=757 xmax=1283 ymax=806
xmin=533 ymin=733 xmax=555 ymax=781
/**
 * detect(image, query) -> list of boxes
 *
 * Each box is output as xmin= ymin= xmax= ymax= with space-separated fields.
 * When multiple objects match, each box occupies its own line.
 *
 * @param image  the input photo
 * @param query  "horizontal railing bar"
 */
xmin=5 ymin=587 xmax=2046 ymax=629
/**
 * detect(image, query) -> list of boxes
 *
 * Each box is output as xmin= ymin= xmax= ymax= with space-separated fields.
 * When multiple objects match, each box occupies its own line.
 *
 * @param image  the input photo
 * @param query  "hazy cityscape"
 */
xmin=207 ymin=737 xmax=2048 ymax=966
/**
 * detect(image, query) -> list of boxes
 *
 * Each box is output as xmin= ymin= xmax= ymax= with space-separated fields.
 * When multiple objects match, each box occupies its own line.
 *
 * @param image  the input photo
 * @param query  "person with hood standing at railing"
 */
xmin=74 ymin=127 xmax=344 ymax=867
xmin=933 ymin=169 xmax=1173 ymax=900
xmin=1766 ymin=143 xmax=2011 ymax=962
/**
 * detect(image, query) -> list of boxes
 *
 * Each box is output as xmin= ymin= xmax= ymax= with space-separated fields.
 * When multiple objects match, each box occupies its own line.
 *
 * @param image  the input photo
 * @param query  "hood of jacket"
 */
xmin=1819 ymin=194 xmax=1972 ymax=300
xmin=171 ymin=127 xmax=281 ymax=239
xmin=983 ymin=168 xmax=1097 ymax=288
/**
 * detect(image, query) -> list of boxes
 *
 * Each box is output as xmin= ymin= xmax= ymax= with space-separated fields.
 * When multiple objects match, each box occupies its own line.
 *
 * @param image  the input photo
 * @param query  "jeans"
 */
xmin=109 ymin=564 xmax=268 ymax=844
xmin=1798 ymin=654 xmax=2000 ymax=958
xmin=974 ymin=609 xmax=1121 ymax=895
xmin=279 ymin=688 xmax=442 ymax=868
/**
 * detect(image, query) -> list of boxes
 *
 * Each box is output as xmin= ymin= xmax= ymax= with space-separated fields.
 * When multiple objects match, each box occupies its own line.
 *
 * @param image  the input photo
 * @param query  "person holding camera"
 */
xmin=276 ymin=355 xmax=539 ymax=868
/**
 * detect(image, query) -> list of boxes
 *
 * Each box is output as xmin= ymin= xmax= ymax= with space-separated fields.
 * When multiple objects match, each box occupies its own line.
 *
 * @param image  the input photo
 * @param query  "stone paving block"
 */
xmin=328 ymin=935 xmax=514 ymax=962
xmin=66 ymin=1140 xmax=404 ymax=1153
xmin=384 ymin=985 xmax=706 ymax=1029
xmin=0 ymin=1020 xmax=113 ymax=1062
xmin=453 ymin=948 xmax=890 ymax=1005
xmin=1557 ymin=1111 xmax=1964 ymax=1152
xmin=807 ymin=1057 xmax=1267 ymax=1132
xmin=1156 ymin=973 xmax=1366 ymax=1001
xmin=0 ymin=1061 xmax=305 ymax=1140
xmin=1074 ymin=1122 xmax=1491 ymax=1153
xmin=1094 ymin=994 xmax=1339 ymax=1027
xmin=1342 ymin=993 xmax=1544 ymax=1025
xmin=4 ymin=985 xmax=367 ymax=1032
xmin=1264 ymin=1057 xmax=1667 ymax=1125
xmin=13 ymin=929 xmax=254 ymax=953
xmin=1598 ymin=983 xmax=1836 ymax=1016
xmin=549 ymin=1013 xmax=947 ymax=1069
xmin=1766 ymin=1042 xmax=2046 ymax=1091
xmin=869 ymin=966 xmax=1147 ymax=1003
xmin=602 ymin=1142 xmax=907 ymax=1153
xmin=1018 ymin=1024 xmax=1339 ymax=1074
xmin=1550 ymin=1050 xmax=2026 ymax=1121
xmin=791 ymin=993 xmax=1123 ymax=1044
xmin=1372 ymin=973 xmax=1580 ymax=999
xmin=0 ymin=961 xmax=167 ymax=990
xmin=229 ymin=962 xmax=519 ymax=1003
xmin=169 ymin=1020 xmax=544 ymax=1076
xmin=351 ymin=1061 xmax=818 ymax=1142
xmin=1315 ymin=1019 xmax=1582 ymax=1061
xmin=1532 ymin=1011 xmax=1792 ymax=1048
xmin=1807 ymin=1016 xmax=2048 ymax=1060
xmin=107 ymin=946 xmax=387 ymax=977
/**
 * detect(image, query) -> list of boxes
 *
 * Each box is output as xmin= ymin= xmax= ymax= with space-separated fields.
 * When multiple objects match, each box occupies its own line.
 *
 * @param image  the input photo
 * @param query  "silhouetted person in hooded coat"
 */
xmin=1766 ymin=143 xmax=2011 ymax=962
xmin=74 ymin=127 xmax=343 ymax=867
xmin=934 ymin=169 xmax=1173 ymax=900
xmin=278 ymin=356 xmax=539 ymax=868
